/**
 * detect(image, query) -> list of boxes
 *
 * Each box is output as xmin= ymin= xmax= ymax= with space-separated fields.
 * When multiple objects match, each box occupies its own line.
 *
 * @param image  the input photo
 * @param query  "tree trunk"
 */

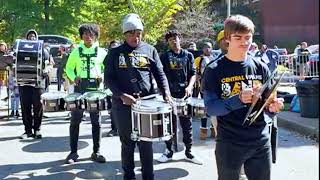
xmin=44 ymin=0 xmax=50 ymax=33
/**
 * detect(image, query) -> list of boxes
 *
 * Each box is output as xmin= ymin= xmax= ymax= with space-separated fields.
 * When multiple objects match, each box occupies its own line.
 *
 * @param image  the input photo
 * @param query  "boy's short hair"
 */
xmin=79 ymin=23 xmax=100 ymax=39
xmin=224 ymin=15 xmax=255 ymax=40
xmin=165 ymin=30 xmax=181 ymax=41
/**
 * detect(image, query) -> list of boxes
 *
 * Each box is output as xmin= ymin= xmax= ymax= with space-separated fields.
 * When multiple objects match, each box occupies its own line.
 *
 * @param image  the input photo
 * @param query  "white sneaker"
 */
xmin=156 ymin=149 xmax=173 ymax=163
xmin=185 ymin=153 xmax=203 ymax=165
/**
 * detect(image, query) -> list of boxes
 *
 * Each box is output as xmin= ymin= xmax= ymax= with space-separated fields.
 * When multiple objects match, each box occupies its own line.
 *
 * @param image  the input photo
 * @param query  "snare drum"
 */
xmin=82 ymin=91 xmax=107 ymax=112
xmin=173 ymin=98 xmax=188 ymax=116
xmin=187 ymin=97 xmax=205 ymax=118
xmin=64 ymin=93 xmax=83 ymax=111
xmin=41 ymin=91 xmax=67 ymax=112
xmin=131 ymin=98 xmax=173 ymax=142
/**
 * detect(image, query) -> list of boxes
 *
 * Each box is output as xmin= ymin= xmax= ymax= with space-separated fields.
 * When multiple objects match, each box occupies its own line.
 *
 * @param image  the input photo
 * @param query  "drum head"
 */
xmin=103 ymin=88 xmax=113 ymax=96
xmin=41 ymin=91 xmax=67 ymax=100
xmin=17 ymin=39 xmax=42 ymax=52
xmin=82 ymin=91 xmax=106 ymax=101
xmin=173 ymin=98 xmax=187 ymax=107
xmin=187 ymin=97 xmax=205 ymax=107
xmin=64 ymin=93 xmax=82 ymax=102
xmin=132 ymin=99 xmax=172 ymax=113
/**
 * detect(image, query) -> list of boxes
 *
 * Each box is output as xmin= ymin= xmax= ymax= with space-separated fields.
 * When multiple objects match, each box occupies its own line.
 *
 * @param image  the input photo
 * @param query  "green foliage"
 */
xmin=0 ymin=0 xmax=182 ymax=46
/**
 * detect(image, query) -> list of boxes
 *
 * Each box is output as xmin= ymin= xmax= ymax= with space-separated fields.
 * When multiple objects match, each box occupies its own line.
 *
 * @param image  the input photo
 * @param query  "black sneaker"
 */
xmin=10 ymin=111 xmax=14 ymax=117
xmin=15 ymin=111 xmax=20 ymax=117
xmin=65 ymin=152 xmax=79 ymax=164
xmin=91 ymin=152 xmax=106 ymax=163
xmin=185 ymin=152 xmax=203 ymax=165
xmin=34 ymin=130 xmax=42 ymax=139
xmin=106 ymin=129 xmax=118 ymax=137
xmin=19 ymin=132 xmax=33 ymax=139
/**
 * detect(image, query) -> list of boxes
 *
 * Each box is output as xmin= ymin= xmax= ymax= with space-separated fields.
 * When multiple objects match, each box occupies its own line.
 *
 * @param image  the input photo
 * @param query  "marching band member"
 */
xmin=202 ymin=15 xmax=284 ymax=180
xmin=105 ymin=13 xmax=171 ymax=180
xmin=19 ymin=29 xmax=49 ymax=139
xmin=64 ymin=23 xmax=107 ymax=164
xmin=156 ymin=30 xmax=202 ymax=165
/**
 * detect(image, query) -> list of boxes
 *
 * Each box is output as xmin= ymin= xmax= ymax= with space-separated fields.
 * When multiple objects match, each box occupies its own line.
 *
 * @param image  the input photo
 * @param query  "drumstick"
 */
xmin=140 ymin=94 xmax=157 ymax=100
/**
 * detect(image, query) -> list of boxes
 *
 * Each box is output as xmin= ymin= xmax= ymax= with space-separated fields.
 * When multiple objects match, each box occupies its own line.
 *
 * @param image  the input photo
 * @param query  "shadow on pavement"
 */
xmin=0 ymin=160 xmax=189 ymax=180
xmin=22 ymin=136 xmax=90 ymax=153
xmin=0 ymin=121 xmax=23 ymax=127
xmin=0 ymin=135 xmax=21 ymax=141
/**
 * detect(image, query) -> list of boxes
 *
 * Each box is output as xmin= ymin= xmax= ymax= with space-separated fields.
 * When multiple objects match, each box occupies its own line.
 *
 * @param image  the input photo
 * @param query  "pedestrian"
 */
xmin=215 ymin=30 xmax=228 ymax=56
xmin=196 ymin=42 xmax=216 ymax=140
xmin=63 ymin=43 xmax=77 ymax=92
xmin=248 ymin=42 xmax=259 ymax=56
xmin=57 ymin=45 xmax=67 ymax=91
xmin=105 ymin=40 xmax=120 ymax=137
xmin=0 ymin=41 xmax=7 ymax=57
xmin=104 ymin=13 xmax=171 ymax=180
xmin=8 ymin=65 xmax=20 ymax=117
xmin=255 ymin=44 xmax=279 ymax=73
xmin=19 ymin=29 xmax=49 ymax=139
xmin=297 ymin=41 xmax=311 ymax=78
xmin=156 ymin=29 xmax=202 ymax=165
xmin=201 ymin=14 xmax=284 ymax=180
xmin=64 ymin=23 xmax=108 ymax=164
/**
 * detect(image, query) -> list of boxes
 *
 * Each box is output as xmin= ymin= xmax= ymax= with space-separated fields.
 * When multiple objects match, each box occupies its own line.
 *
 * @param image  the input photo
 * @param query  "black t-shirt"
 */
xmin=202 ymin=55 xmax=272 ymax=146
xmin=160 ymin=49 xmax=196 ymax=97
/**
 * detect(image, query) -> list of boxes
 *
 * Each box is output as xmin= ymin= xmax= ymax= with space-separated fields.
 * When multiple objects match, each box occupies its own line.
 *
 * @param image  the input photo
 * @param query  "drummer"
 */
xmin=104 ymin=13 xmax=171 ymax=180
xmin=157 ymin=30 xmax=202 ymax=165
xmin=64 ymin=23 xmax=108 ymax=164
xmin=18 ymin=29 xmax=50 ymax=139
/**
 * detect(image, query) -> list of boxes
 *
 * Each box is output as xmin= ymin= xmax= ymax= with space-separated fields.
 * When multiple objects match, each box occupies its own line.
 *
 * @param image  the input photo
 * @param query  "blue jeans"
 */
xmin=10 ymin=94 xmax=20 ymax=111
xmin=215 ymin=141 xmax=271 ymax=180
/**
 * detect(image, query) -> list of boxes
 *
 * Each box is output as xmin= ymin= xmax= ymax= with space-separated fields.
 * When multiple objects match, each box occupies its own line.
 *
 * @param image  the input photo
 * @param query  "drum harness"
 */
xmin=78 ymin=46 xmax=99 ymax=91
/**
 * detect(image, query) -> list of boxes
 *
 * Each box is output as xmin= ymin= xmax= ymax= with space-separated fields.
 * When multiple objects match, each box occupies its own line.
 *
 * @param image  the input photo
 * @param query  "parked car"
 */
xmin=38 ymin=34 xmax=72 ymax=45
xmin=38 ymin=35 xmax=73 ymax=83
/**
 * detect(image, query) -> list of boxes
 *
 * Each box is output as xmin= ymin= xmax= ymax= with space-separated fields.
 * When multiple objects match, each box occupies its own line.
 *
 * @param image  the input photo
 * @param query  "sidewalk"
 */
xmin=278 ymin=111 xmax=319 ymax=141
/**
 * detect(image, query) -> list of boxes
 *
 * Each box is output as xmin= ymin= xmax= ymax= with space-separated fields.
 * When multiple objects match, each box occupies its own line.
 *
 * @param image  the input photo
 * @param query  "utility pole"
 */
xmin=227 ymin=0 xmax=231 ymax=17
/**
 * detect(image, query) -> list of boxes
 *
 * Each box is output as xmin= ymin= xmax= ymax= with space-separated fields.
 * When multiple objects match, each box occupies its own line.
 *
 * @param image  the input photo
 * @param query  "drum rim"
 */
xmin=132 ymin=99 xmax=172 ymax=113
xmin=41 ymin=92 xmax=67 ymax=100
xmin=82 ymin=91 xmax=106 ymax=100
xmin=64 ymin=93 xmax=82 ymax=102
xmin=187 ymin=97 xmax=205 ymax=107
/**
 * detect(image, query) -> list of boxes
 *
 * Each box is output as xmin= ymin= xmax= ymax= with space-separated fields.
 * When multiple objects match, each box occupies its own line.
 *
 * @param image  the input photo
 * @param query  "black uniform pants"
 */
xmin=107 ymin=96 xmax=117 ymax=131
xmin=167 ymin=92 xmax=193 ymax=152
xmin=69 ymin=109 xmax=101 ymax=153
xmin=57 ymin=67 xmax=63 ymax=91
xmin=165 ymin=114 xmax=193 ymax=152
xmin=19 ymin=86 xmax=43 ymax=134
xmin=70 ymin=84 xmax=102 ymax=154
xmin=112 ymin=101 xmax=154 ymax=180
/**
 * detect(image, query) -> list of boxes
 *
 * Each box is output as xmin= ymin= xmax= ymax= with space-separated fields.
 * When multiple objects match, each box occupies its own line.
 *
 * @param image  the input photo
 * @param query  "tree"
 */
xmin=163 ymin=0 xmax=217 ymax=50
xmin=0 ymin=0 xmax=183 ymax=46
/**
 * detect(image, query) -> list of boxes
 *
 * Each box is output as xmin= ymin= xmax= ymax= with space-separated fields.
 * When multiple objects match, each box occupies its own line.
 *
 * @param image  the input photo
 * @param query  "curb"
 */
xmin=277 ymin=113 xmax=319 ymax=141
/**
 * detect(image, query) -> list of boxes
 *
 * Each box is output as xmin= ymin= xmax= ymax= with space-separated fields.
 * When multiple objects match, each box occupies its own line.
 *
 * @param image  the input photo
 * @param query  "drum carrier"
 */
xmin=41 ymin=91 xmax=67 ymax=112
xmin=82 ymin=91 xmax=107 ymax=112
xmin=15 ymin=39 xmax=44 ymax=87
xmin=131 ymin=96 xmax=173 ymax=142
